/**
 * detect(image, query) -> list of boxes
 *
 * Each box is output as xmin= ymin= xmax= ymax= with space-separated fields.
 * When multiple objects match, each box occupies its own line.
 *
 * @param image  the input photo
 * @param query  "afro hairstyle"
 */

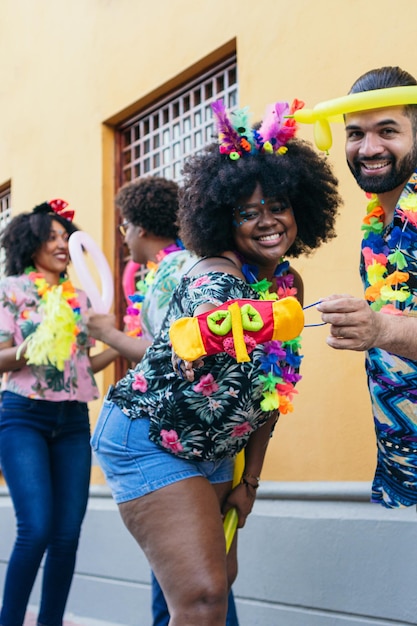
xmin=178 ymin=139 xmax=342 ymax=258
xmin=115 ymin=176 xmax=180 ymax=239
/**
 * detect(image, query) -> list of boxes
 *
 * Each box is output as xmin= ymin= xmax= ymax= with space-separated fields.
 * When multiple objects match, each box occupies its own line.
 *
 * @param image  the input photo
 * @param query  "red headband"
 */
xmin=49 ymin=198 xmax=74 ymax=222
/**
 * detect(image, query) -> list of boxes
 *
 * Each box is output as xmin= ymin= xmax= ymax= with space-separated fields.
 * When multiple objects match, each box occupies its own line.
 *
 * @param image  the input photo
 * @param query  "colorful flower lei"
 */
xmin=22 ymin=268 xmax=82 ymax=370
xmin=241 ymin=259 xmax=303 ymax=413
xmin=123 ymin=242 xmax=183 ymax=337
xmin=361 ymin=187 xmax=417 ymax=313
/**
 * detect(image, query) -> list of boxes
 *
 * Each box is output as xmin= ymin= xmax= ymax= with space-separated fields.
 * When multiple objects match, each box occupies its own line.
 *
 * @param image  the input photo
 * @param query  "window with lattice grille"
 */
xmin=118 ymin=57 xmax=238 ymax=184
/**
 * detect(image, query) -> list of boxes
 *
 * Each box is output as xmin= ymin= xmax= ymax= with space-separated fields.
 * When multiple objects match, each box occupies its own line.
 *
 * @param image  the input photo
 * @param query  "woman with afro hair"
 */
xmin=92 ymin=100 xmax=342 ymax=626
xmin=0 ymin=201 xmax=117 ymax=626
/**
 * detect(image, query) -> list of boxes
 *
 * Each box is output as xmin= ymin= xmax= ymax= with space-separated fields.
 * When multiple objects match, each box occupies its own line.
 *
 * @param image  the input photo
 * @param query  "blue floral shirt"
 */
xmin=360 ymin=169 xmax=417 ymax=507
xmin=140 ymin=250 xmax=196 ymax=339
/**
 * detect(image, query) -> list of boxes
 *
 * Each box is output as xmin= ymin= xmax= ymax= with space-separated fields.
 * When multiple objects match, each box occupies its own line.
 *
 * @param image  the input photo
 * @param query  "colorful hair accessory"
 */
xmin=49 ymin=198 xmax=75 ymax=222
xmin=211 ymin=99 xmax=304 ymax=160
xmin=32 ymin=199 xmax=75 ymax=222
xmin=292 ymin=85 xmax=417 ymax=152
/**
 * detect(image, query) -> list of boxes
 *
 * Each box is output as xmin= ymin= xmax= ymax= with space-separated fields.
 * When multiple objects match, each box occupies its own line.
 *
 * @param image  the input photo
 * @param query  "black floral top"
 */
xmin=110 ymin=272 xmax=275 ymax=461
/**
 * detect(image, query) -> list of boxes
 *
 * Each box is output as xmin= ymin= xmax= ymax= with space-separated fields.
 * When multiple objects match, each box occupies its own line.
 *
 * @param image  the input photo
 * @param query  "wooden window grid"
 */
xmin=119 ymin=58 xmax=238 ymax=185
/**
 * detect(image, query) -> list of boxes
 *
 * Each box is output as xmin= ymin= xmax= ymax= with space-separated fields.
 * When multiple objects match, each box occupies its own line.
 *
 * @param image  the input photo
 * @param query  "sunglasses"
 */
xmin=118 ymin=220 xmax=130 ymax=236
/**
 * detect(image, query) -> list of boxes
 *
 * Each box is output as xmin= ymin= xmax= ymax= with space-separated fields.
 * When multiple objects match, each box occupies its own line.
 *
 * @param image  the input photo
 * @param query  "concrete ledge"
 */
xmin=1 ymin=483 xmax=417 ymax=625
xmin=88 ymin=480 xmax=374 ymax=501
xmin=254 ymin=481 xmax=373 ymax=501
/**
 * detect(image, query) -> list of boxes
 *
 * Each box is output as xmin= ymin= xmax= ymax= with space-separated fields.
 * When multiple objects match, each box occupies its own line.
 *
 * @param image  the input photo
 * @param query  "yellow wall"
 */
xmin=1 ymin=0 xmax=416 ymax=483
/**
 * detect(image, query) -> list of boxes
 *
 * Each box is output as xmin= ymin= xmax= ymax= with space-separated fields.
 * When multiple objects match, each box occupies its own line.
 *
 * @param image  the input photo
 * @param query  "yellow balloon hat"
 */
xmin=293 ymin=86 xmax=417 ymax=152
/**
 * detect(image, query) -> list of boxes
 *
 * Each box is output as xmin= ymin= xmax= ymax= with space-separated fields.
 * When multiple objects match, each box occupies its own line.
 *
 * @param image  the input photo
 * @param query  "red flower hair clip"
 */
xmin=48 ymin=198 xmax=75 ymax=222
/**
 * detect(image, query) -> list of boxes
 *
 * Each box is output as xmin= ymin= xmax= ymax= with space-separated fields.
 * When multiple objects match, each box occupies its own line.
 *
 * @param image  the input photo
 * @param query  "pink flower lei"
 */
xmin=123 ymin=243 xmax=183 ymax=337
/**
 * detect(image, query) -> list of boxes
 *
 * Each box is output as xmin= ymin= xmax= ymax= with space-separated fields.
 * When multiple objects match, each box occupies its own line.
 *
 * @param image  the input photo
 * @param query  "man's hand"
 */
xmin=317 ymin=295 xmax=381 ymax=351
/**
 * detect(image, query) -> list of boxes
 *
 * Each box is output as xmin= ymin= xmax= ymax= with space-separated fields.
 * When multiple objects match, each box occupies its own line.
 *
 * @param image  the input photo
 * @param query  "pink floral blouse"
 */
xmin=0 ymin=274 xmax=99 ymax=402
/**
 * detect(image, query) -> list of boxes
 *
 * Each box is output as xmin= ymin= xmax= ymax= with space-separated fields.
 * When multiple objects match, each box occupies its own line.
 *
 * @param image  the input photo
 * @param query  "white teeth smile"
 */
xmin=362 ymin=161 xmax=390 ymax=170
xmin=258 ymin=233 xmax=281 ymax=242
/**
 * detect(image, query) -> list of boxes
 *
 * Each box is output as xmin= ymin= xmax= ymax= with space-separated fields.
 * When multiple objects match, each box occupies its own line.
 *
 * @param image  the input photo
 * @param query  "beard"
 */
xmin=347 ymin=143 xmax=417 ymax=193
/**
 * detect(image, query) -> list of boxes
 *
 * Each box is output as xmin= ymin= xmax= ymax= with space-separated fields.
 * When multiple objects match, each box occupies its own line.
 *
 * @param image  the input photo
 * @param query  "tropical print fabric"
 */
xmin=360 ymin=169 xmax=417 ymax=507
xmin=140 ymin=250 xmax=196 ymax=339
xmin=110 ymin=271 xmax=282 ymax=461
xmin=0 ymin=274 xmax=99 ymax=401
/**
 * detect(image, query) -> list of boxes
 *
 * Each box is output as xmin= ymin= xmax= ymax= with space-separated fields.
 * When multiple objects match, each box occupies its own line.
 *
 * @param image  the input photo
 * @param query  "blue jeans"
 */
xmin=0 ymin=392 xmax=91 ymax=626
xmin=151 ymin=572 xmax=240 ymax=626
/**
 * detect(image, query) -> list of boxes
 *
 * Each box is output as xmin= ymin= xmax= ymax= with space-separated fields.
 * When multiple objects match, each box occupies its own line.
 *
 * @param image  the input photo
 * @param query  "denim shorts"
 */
xmin=91 ymin=400 xmax=234 ymax=504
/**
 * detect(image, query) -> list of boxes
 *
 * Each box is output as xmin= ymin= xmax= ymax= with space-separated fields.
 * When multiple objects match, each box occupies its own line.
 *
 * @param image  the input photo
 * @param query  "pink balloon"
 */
xmin=68 ymin=231 xmax=114 ymax=313
xmin=122 ymin=260 xmax=140 ymax=303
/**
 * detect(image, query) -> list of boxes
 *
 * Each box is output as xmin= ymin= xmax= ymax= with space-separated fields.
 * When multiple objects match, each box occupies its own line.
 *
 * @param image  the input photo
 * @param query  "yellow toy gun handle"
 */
xmin=223 ymin=450 xmax=245 ymax=553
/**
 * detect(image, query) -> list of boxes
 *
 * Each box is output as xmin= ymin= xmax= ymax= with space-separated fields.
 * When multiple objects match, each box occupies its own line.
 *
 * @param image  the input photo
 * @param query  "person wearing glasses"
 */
xmin=91 ymin=100 xmax=341 ymax=626
xmin=87 ymin=176 xmax=240 ymax=625
xmin=87 ymin=176 xmax=194 ymax=364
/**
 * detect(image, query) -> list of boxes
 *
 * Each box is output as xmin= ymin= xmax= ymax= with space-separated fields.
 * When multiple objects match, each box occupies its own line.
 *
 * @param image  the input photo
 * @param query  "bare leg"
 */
xmin=212 ymin=482 xmax=238 ymax=586
xmin=119 ymin=476 xmax=234 ymax=626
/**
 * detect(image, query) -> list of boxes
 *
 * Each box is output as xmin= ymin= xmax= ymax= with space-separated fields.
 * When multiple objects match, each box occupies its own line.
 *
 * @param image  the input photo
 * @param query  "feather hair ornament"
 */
xmin=257 ymin=102 xmax=290 ymax=151
xmin=230 ymin=106 xmax=255 ymax=151
xmin=211 ymin=98 xmax=304 ymax=159
xmin=210 ymin=100 xmax=243 ymax=158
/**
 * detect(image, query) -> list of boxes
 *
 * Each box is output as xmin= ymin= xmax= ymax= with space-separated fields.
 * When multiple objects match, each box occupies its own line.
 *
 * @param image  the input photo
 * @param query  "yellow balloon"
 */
xmin=293 ymin=86 xmax=417 ymax=151
xmin=314 ymin=118 xmax=333 ymax=152
xmin=315 ymin=86 xmax=417 ymax=119
xmin=292 ymin=107 xmax=316 ymax=124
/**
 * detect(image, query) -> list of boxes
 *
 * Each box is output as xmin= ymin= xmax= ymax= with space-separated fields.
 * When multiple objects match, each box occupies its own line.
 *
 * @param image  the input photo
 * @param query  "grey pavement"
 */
xmin=24 ymin=607 xmax=128 ymax=626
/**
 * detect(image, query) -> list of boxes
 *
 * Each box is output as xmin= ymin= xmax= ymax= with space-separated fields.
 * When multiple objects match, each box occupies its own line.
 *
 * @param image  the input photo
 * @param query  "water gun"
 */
xmin=169 ymin=297 xmax=304 ymax=363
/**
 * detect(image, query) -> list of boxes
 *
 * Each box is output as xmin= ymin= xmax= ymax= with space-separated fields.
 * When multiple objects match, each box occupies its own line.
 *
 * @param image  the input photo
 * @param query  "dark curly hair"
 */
xmin=0 ymin=202 xmax=78 ymax=276
xmin=349 ymin=66 xmax=417 ymax=133
xmin=178 ymin=140 xmax=341 ymax=258
xmin=115 ymin=176 xmax=180 ymax=239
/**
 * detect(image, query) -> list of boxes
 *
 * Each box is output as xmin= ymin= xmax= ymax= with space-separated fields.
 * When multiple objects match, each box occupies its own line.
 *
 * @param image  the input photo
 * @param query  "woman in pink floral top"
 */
xmin=0 ymin=201 xmax=117 ymax=626
xmin=0 ymin=275 xmax=99 ymax=401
